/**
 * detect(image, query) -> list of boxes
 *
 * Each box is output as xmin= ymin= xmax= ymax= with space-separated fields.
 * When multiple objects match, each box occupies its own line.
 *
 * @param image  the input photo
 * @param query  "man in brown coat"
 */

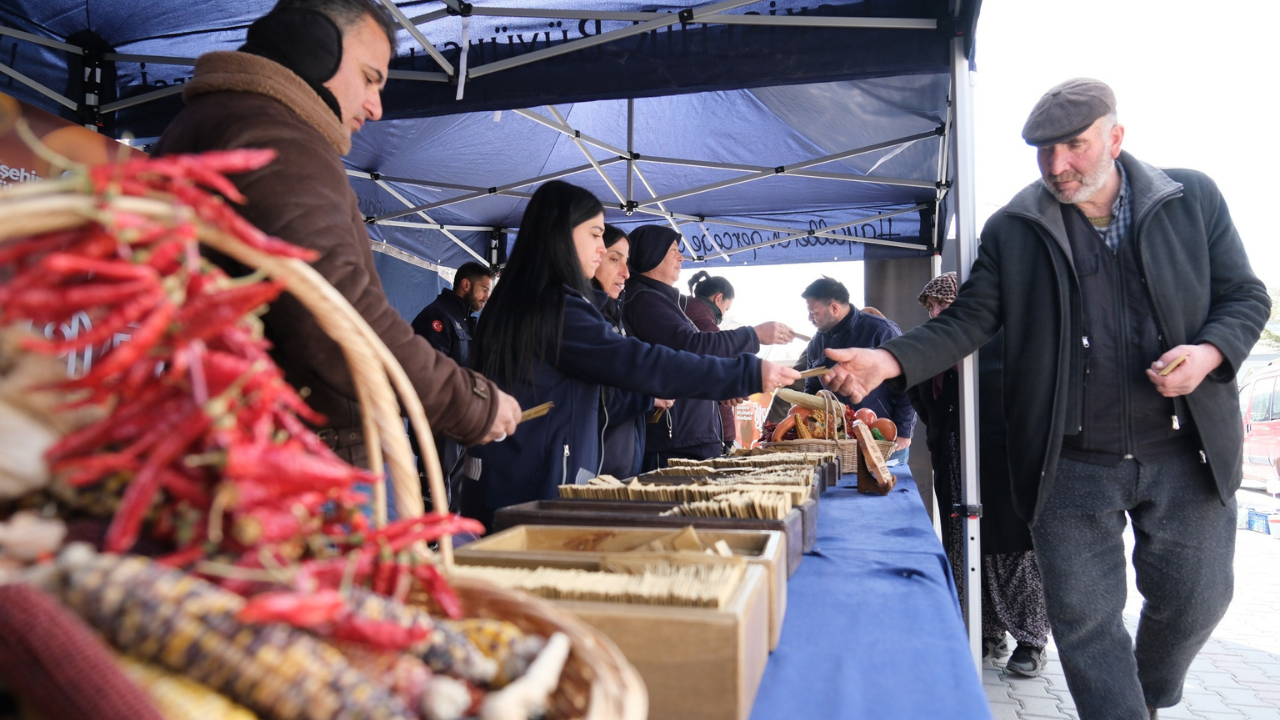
xmin=154 ymin=0 xmax=520 ymax=467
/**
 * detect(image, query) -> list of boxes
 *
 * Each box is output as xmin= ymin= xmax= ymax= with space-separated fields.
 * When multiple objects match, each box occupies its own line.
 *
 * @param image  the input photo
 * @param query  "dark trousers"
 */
xmin=1031 ymin=454 xmax=1235 ymax=720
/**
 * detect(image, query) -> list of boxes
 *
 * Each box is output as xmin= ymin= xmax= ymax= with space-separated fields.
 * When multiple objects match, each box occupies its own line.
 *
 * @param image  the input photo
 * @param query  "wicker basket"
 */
xmin=0 ymin=181 xmax=646 ymax=720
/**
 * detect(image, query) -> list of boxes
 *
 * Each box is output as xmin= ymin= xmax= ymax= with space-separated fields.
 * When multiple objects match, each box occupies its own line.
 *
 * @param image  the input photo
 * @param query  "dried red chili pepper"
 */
xmin=19 ymin=287 xmax=163 ymax=354
xmin=237 ymin=589 xmax=347 ymax=628
xmin=224 ymin=442 xmax=377 ymax=490
xmin=330 ymin=614 xmax=429 ymax=652
xmin=61 ymin=299 xmax=175 ymax=389
xmin=172 ymin=280 xmax=284 ymax=345
xmin=158 ymin=466 xmax=213 ymax=508
xmin=103 ymin=405 xmax=211 ymax=552
xmin=411 ymin=563 xmax=463 ymax=619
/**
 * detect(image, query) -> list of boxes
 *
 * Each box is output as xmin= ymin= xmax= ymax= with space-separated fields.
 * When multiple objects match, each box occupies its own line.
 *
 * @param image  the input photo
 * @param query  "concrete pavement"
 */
xmin=984 ymin=489 xmax=1280 ymax=720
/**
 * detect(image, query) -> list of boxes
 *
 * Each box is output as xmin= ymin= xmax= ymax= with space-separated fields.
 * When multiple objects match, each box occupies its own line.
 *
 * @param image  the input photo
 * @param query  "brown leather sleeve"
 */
xmin=180 ymin=98 xmax=499 ymax=444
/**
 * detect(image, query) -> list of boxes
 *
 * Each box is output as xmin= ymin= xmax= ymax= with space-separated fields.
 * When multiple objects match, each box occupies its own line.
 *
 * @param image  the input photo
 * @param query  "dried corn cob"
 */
xmin=117 ymin=654 xmax=259 ymax=720
xmin=445 ymin=618 xmax=545 ymax=689
xmin=53 ymin=544 xmax=416 ymax=720
xmin=345 ymin=588 xmax=498 ymax=686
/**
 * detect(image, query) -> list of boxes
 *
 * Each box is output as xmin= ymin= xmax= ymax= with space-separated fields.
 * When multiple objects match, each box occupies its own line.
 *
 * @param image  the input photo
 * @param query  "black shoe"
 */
xmin=982 ymin=636 xmax=1009 ymax=660
xmin=1004 ymin=643 xmax=1047 ymax=678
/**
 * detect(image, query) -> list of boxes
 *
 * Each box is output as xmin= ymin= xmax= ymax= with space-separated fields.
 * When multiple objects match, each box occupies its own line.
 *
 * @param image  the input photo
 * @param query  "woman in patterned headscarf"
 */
xmin=907 ymin=273 xmax=1052 ymax=678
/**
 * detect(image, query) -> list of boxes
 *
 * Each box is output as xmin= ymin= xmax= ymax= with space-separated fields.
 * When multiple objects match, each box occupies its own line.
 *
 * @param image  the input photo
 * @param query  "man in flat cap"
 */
xmin=820 ymin=78 xmax=1269 ymax=719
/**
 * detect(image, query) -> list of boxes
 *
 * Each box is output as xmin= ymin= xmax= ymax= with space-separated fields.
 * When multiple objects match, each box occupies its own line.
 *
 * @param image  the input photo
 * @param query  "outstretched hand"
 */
xmin=821 ymin=347 xmax=901 ymax=402
xmin=760 ymin=360 xmax=802 ymax=394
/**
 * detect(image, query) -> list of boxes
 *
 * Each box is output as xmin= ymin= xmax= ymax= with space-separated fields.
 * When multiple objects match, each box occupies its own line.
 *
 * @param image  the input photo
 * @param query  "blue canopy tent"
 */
xmin=0 ymin=0 xmax=989 ymax=661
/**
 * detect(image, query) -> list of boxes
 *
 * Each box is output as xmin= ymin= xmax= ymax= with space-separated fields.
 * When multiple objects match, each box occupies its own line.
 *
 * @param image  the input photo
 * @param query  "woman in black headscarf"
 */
xmin=621 ymin=225 xmax=795 ymax=467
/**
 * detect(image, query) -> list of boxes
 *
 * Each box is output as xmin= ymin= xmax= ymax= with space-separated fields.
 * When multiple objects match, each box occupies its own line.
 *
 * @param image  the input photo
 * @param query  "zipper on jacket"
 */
xmin=1131 ymin=189 xmax=1186 ymax=435
xmin=1112 ymin=253 xmax=1135 ymax=459
xmin=1079 ymin=335 xmax=1090 ymax=432
xmin=561 ymin=444 xmax=570 ymax=485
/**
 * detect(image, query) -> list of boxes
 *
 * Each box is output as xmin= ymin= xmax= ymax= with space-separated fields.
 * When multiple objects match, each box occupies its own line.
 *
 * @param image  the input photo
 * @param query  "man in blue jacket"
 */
xmin=410 ymin=261 xmax=494 ymax=510
xmin=822 ymin=79 xmax=1269 ymax=720
xmin=802 ymin=276 xmax=915 ymax=461
xmin=411 ymin=261 xmax=493 ymax=366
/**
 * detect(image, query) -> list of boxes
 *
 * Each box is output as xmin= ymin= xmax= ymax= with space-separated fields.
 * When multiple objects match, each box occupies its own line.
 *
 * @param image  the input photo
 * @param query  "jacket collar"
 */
xmin=183 ymin=51 xmax=350 ymax=155
xmin=627 ymin=274 xmax=681 ymax=303
xmin=436 ymin=289 xmax=473 ymax=319
xmin=1002 ymin=151 xmax=1183 ymax=270
xmin=819 ymin=305 xmax=858 ymax=337
xmin=694 ymin=296 xmax=723 ymax=325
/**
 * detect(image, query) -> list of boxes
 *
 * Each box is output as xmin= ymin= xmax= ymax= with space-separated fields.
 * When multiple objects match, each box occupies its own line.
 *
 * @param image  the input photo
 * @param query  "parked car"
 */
xmin=1239 ymin=361 xmax=1280 ymax=495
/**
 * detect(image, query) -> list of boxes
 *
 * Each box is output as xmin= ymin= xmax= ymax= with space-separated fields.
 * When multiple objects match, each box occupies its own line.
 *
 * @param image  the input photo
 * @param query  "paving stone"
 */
xmin=1154 ymin=704 xmax=1205 ymax=720
xmin=1222 ymin=707 xmax=1280 ymax=720
xmin=1214 ymin=688 xmax=1272 ymax=707
xmin=987 ymin=699 xmax=1023 ymax=720
xmin=1007 ymin=681 xmax=1064 ymax=701
xmin=1201 ymin=673 xmax=1251 ymax=692
xmin=1185 ymin=694 xmax=1244 ymax=715
xmin=1015 ymin=697 xmax=1072 ymax=717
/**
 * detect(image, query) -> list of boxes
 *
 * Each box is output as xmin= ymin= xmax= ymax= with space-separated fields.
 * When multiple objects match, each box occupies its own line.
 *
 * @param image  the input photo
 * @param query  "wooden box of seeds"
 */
xmin=450 ymin=557 xmax=772 ymax=720
xmin=494 ymin=499 xmax=805 ymax=576
xmin=456 ymin=524 xmax=788 ymax=650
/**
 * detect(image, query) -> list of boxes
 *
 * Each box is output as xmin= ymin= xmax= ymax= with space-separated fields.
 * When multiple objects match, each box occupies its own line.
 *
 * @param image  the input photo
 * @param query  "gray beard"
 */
xmin=1042 ymin=152 xmax=1115 ymax=205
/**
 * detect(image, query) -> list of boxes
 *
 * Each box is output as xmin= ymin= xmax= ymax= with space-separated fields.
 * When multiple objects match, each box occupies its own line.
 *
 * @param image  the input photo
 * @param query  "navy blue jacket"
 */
xmin=469 ymin=286 xmax=762 ymax=523
xmin=622 ymin=275 xmax=760 ymax=454
xmin=593 ymin=289 xmax=652 ymax=478
xmin=411 ymin=290 xmax=475 ymax=367
xmin=805 ymin=308 xmax=916 ymax=439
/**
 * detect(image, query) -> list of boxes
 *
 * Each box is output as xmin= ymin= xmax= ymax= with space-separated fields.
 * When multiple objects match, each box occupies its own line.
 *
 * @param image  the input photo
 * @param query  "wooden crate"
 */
xmin=553 ymin=565 xmax=771 ymax=720
xmin=624 ymin=475 xmax=819 ymax=515
xmin=494 ymin=499 xmax=805 ymax=577
xmin=456 ymin=525 xmax=787 ymax=650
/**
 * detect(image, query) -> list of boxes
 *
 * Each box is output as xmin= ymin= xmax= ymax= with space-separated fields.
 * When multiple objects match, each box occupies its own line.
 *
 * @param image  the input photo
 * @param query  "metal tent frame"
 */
xmin=0 ymin=0 xmax=988 ymax=666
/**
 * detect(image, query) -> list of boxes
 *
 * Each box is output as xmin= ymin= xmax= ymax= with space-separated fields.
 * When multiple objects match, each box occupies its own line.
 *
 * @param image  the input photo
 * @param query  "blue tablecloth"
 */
xmin=749 ymin=467 xmax=992 ymax=720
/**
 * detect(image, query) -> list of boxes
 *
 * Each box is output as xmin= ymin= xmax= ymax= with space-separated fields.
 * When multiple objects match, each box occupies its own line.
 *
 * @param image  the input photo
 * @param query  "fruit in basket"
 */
xmin=770 ymin=415 xmax=797 ymax=442
xmin=853 ymin=408 xmax=877 ymax=425
xmin=870 ymin=418 xmax=898 ymax=442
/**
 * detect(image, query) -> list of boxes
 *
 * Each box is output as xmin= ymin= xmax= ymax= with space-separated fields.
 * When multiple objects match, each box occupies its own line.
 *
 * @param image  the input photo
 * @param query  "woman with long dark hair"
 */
xmin=467 ymin=182 xmax=799 ymax=527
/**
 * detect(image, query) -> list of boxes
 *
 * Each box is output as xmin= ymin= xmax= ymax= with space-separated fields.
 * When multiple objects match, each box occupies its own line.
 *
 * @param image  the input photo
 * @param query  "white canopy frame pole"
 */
xmin=626 ymin=98 xmax=635 ymax=209
xmin=933 ymin=98 xmax=954 ymax=251
xmin=629 ymin=162 xmax=701 ymax=258
xmin=370 ymin=241 xmax=442 ymax=272
xmin=637 ymin=129 xmax=940 ymax=207
xmin=546 ymin=105 xmax=625 ymax=204
xmin=639 ymin=152 xmax=935 ymax=186
xmin=467 ymin=0 xmax=757 ymax=80
xmin=512 ymin=107 xmax=628 ymax=156
xmin=0 ymin=61 xmax=79 ymax=111
xmin=950 ymin=30 xmax=983 ymax=671
xmin=375 ymin=0 xmax=456 ymax=78
xmin=371 ymin=175 xmax=491 ymax=265
xmin=371 ymin=157 xmax=624 ymax=221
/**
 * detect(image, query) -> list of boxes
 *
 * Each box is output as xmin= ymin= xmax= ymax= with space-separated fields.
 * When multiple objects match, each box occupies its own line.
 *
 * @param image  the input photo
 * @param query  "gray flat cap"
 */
xmin=1022 ymin=78 xmax=1116 ymax=146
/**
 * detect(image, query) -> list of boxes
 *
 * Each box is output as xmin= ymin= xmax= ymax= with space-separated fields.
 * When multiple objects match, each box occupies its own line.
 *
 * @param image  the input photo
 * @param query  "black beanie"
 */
xmin=627 ymin=225 xmax=680 ymax=275
xmin=241 ymin=9 xmax=344 ymax=120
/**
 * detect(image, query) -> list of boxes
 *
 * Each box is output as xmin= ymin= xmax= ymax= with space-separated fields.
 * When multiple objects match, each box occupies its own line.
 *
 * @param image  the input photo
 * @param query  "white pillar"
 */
xmin=950 ymin=33 xmax=984 ymax=672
